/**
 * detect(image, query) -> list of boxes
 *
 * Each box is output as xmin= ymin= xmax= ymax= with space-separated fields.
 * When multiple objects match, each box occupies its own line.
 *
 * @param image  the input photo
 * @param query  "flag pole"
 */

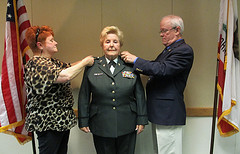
xmin=209 ymin=62 xmax=219 ymax=154
xmin=31 ymin=132 xmax=36 ymax=154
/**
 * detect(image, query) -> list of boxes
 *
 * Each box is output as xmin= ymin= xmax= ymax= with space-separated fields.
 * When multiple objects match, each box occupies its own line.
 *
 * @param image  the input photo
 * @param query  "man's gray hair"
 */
xmin=163 ymin=15 xmax=184 ymax=35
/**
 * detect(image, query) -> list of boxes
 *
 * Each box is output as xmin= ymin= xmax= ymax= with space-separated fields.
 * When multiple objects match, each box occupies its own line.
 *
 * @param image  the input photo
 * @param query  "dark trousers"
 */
xmin=93 ymin=131 xmax=137 ymax=154
xmin=36 ymin=130 xmax=70 ymax=154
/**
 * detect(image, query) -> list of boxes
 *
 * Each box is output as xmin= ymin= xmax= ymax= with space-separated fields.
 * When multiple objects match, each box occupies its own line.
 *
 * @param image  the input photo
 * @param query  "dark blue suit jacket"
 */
xmin=134 ymin=39 xmax=194 ymax=125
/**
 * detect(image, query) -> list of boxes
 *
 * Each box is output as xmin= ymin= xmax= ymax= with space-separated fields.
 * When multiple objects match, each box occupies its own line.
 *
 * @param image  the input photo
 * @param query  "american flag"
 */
xmin=0 ymin=0 xmax=31 ymax=144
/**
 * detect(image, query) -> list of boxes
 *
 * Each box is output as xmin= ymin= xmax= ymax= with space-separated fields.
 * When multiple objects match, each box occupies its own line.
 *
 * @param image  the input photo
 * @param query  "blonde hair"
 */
xmin=100 ymin=26 xmax=123 ymax=47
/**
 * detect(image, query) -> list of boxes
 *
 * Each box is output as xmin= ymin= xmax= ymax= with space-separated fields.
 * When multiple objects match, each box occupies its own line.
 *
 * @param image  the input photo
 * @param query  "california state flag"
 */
xmin=217 ymin=0 xmax=240 ymax=137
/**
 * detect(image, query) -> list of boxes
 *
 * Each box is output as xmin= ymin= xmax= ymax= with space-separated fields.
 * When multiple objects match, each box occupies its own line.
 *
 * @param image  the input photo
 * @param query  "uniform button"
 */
xmin=113 ymin=99 xmax=115 ymax=102
xmin=112 ymin=82 xmax=115 ymax=85
xmin=112 ymin=91 xmax=115 ymax=94
xmin=113 ymin=107 xmax=116 ymax=110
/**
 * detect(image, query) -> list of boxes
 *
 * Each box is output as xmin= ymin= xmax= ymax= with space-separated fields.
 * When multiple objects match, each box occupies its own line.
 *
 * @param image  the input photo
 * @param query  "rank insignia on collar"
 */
xmin=122 ymin=71 xmax=134 ymax=78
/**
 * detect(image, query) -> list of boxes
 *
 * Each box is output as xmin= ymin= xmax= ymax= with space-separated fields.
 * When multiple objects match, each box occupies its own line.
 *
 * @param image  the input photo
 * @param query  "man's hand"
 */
xmin=121 ymin=51 xmax=137 ymax=64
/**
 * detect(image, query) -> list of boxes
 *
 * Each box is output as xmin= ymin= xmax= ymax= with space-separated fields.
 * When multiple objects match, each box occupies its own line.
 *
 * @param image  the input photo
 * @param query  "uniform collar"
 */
xmin=105 ymin=57 xmax=118 ymax=64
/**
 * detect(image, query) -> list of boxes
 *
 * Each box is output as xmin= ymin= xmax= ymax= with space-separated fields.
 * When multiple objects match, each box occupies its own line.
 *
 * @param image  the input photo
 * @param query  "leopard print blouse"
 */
xmin=24 ymin=56 xmax=77 ymax=132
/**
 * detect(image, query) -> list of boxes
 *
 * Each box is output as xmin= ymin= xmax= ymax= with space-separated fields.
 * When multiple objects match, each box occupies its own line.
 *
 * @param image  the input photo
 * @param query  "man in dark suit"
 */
xmin=121 ymin=15 xmax=194 ymax=154
xmin=78 ymin=26 xmax=148 ymax=154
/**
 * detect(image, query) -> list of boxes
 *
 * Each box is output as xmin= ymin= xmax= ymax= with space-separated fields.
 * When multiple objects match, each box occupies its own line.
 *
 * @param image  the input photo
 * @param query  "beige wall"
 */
xmin=1 ymin=0 xmax=239 ymax=108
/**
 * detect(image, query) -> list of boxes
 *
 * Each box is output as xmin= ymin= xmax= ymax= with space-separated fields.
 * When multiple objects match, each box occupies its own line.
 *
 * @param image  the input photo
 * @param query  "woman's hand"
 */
xmin=82 ymin=56 xmax=94 ymax=66
xmin=80 ymin=127 xmax=91 ymax=133
xmin=55 ymin=56 xmax=94 ymax=83
xmin=136 ymin=125 xmax=145 ymax=135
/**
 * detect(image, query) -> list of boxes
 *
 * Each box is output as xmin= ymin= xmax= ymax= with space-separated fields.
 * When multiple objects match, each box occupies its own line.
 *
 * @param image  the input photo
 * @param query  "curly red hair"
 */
xmin=25 ymin=25 xmax=54 ymax=52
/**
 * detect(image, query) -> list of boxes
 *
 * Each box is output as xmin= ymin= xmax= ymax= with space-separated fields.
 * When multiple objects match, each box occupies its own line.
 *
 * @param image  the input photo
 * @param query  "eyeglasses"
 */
xmin=35 ymin=28 xmax=40 ymax=43
xmin=159 ymin=27 xmax=176 ymax=34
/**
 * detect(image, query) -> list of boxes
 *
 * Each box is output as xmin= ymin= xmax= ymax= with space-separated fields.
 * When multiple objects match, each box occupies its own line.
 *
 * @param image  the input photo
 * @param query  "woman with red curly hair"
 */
xmin=24 ymin=25 xmax=94 ymax=154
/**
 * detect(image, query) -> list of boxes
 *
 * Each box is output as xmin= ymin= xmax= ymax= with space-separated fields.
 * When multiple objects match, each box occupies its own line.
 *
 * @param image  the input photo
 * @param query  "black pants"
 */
xmin=93 ymin=131 xmax=137 ymax=154
xmin=36 ymin=130 xmax=70 ymax=154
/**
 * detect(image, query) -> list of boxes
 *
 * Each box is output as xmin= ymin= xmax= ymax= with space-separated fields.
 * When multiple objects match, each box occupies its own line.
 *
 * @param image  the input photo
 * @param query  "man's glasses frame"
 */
xmin=159 ymin=27 xmax=177 ymax=34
